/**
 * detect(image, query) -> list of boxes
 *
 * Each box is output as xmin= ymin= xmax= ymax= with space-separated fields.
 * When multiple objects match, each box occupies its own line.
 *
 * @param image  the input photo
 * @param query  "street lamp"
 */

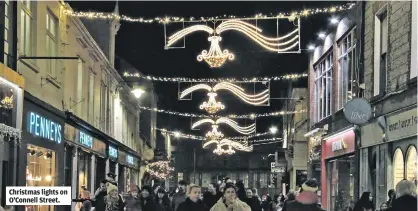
xmin=269 ymin=126 xmax=278 ymax=134
xmin=131 ymin=88 xmax=145 ymax=99
xmin=174 ymin=131 xmax=180 ymax=138
xmin=330 ymin=17 xmax=339 ymax=25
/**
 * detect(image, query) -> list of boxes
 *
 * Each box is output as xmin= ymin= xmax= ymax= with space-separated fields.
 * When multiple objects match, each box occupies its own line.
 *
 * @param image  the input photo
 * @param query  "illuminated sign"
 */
xmin=79 ymin=131 xmax=93 ymax=148
xmin=28 ymin=112 xmax=62 ymax=143
xmin=332 ymin=139 xmax=347 ymax=152
xmin=109 ymin=146 xmax=118 ymax=159
xmin=126 ymin=155 xmax=134 ymax=165
xmin=1 ymin=95 xmax=13 ymax=108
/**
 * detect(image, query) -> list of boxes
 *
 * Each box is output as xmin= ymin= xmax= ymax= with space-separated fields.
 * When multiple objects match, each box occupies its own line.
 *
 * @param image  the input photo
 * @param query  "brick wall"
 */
xmin=364 ymin=1 xmax=413 ymax=100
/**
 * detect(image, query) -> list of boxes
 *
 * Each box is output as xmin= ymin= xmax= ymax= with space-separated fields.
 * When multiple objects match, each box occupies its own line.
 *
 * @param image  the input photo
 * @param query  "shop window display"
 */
xmin=393 ymin=148 xmax=404 ymax=188
xmin=78 ymin=151 xmax=90 ymax=197
xmin=327 ymin=156 xmax=355 ymax=211
xmin=26 ymin=145 xmax=56 ymax=211
xmin=405 ymin=146 xmax=417 ymax=188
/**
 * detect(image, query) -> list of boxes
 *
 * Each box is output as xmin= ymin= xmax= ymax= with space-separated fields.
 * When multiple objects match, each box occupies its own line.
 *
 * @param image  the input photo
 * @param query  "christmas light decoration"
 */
xmin=64 ymin=3 xmax=355 ymax=24
xmin=147 ymin=161 xmax=174 ymax=179
xmin=204 ymin=139 xmax=253 ymax=152
xmin=192 ymin=117 xmax=256 ymax=135
xmin=166 ymin=19 xmax=299 ymax=66
xmin=180 ymin=82 xmax=269 ymax=106
xmin=196 ymin=36 xmax=234 ymax=68
xmin=200 ymin=92 xmax=225 ymax=114
xmin=205 ymin=125 xmax=224 ymax=140
xmin=123 ymin=72 xmax=308 ymax=82
xmin=214 ymin=145 xmax=235 ymax=155
xmin=139 ymin=105 xmax=307 ymax=119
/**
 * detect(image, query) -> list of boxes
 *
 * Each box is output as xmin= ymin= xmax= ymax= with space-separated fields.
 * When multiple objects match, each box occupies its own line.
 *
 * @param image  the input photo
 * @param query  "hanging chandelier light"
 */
xmin=197 ymin=36 xmax=235 ymax=68
xmin=213 ymin=145 xmax=235 ymax=155
xmin=205 ymin=125 xmax=224 ymax=140
xmin=199 ymin=92 xmax=225 ymax=114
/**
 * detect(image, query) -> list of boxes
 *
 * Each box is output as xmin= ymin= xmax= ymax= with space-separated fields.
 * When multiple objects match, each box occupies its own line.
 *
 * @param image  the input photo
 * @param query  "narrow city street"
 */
xmin=0 ymin=1 xmax=416 ymax=211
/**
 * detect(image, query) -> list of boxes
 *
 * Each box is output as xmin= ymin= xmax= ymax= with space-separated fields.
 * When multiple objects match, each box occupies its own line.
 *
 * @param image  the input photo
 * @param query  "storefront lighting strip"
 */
xmin=303 ymin=128 xmax=320 ymax=137
xmin=323 ymin=126 xmax=356 ymax=141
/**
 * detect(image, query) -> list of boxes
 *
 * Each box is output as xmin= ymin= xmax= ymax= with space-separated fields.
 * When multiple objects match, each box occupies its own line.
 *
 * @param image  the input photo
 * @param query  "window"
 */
xmin=76 ymin=58 xmax=84 ymax=117
xmin=259 ymin=173 xmax=268 ymax=188
xmin=314 ymin=53 xmax=333 ymax=122
xmin=20 ymin=0 xmax=33 ymax=56
xmin=411 ymin=1 xmax=418 ymax=79
xmin=4 ymin=0 xmax=11 ymax=66
xmin=393 ymin=148 xmax=404 ymax=188
xmin=373 ymin=7 xmax=388 ymax=96
xmin=338 ymin=29 xmax=357 ymax=109
xmin=405 ymin=146 xmax=417 ymax=183
xmin=46 ymin=12 xmax=57 ymax=77
xmin=88 ymin=71 xmax=95 ymax=124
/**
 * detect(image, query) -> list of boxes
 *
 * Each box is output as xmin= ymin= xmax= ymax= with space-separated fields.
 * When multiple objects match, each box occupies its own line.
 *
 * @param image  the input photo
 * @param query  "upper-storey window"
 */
xmin=314 ymin=53 xmax=332 ymax=122
xmin=337 ymin=28 xmax=357 ymax=109
xmin=20 ymin=0 xmax=33 ymax=56
xmin=373 ymin=7 xmax=388 ymax=96
xmin=411 ymin=1 xmax=418 ymax=79
xmin=46 ymin=11 xmax=58 ymax=77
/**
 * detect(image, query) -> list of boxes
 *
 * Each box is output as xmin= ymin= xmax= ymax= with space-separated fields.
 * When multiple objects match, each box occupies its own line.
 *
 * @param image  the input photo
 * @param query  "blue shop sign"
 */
xmin=79 ymin=131 xmax=93 ymax=148
xmin=126 ymin=155 xmax=134 ymax=165
xmin=109 ymin=145 xmax=118 ymax=159
xmin=28 ymin=112 xmax=62 ymax=143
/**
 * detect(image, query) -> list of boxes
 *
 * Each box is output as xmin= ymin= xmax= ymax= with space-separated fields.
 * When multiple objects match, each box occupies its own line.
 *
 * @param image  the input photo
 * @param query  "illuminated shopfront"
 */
xmin=118 ymin=150 xmax=139 ymax=193
xmin=19 ymin=92 xmax=65 ymax=211
xmin=321 ymin=128 xmax=356 ymax=211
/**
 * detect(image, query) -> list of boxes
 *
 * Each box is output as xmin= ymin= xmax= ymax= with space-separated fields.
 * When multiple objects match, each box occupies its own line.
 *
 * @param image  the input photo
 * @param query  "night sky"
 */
xmin=67 ymin=1 xmax=350 ymax=150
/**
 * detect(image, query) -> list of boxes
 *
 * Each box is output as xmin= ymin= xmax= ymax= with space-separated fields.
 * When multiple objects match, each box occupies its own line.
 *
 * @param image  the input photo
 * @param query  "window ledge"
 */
xmin=407 ymin=77 xmax=417 ymax=86
xmin=370 ymin=92 xmax=386 ymax=104
xmin=19 ymin=59 xmax=40 ymax=73
xmin=45 ymin=74 xmax=62 ymax=89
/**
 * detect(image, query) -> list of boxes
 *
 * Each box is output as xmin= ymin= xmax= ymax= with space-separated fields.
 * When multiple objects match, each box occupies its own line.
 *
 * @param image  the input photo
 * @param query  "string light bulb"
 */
xmin=199 ymin=92 xmax=225 ymax=114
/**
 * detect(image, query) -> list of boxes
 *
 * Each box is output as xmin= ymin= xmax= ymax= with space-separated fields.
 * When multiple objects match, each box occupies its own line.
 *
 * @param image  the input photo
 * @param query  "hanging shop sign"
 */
xmin=118 ymin=150 xmax=139 ymax=169
xmin=27 ymin=112 xmax=62 ymax=143
xmin=64 ymin=124 xmax=106 ymax=156
xmin=343 ymin=98 xmax=372 ymax=125
xmin=271 ymin=162 xmax=286 ymax=173
xmin=0 ymin=77 xmax=20 ymax=127
xmin=323 ymin=129 xmax=355 ymax=159
xmin=109 ymin=145 xmax=118 ymax=159
xmin=386 ymin=108 xmax=417 ymax=142
xmin=78 ymin=131 xmax=93 ymax=148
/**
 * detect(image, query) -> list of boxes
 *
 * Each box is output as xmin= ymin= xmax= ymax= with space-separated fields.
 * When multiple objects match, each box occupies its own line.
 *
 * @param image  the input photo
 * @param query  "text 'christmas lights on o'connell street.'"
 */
xmin=63 ymin=3 xmax=355 ymax=24
xmin=123 ymin=72 xmax=308 ymax=82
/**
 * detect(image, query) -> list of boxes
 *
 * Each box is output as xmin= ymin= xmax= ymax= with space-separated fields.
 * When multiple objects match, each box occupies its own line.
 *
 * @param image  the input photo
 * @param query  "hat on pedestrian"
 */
xmin=301 ymin=179 xmax=319 ymax=193
xmin=107 ymin=172 xmax=117 ymax=179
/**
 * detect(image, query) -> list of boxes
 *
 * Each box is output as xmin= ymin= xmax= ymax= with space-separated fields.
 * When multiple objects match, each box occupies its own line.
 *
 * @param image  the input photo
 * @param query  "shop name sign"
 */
xmin=343 ymin=98 xmax=372 ymax=125
xmin=126 ymin=155 xmax=134 ymax=165
xmin=28 ymin=112 xmax=62 ymax=143
xmin=332 ymin=139 xmax=347 ymax=152
xmin=386 ymin=108 xmax=417 ymax=141
xmin=109 ymin=146 xmax=118 ymax=159
xmin=79 ymin=131 xmax=93 ymax=148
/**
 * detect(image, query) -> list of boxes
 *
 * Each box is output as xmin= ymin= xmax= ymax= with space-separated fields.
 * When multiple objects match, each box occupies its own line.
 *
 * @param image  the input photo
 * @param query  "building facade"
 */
xmin=283 ymin=88 xmax=309 ymax=191
xmin=14 ymin=1 xmax=150 ymax=210
xmin=359 ymin=1 xmax=417 ymax=208
xmin=0 ymin=1 xmax=25 ymax=208
xmin=306 ymin=7 xmax=362 ymax=210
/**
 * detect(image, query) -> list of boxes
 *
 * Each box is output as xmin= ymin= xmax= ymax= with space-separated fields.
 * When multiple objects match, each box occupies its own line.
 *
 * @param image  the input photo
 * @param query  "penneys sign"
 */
xmin=28 ymin=112 xmax=62 ymax=143
xmin=343 ymin=98 xmax=372 ymax=125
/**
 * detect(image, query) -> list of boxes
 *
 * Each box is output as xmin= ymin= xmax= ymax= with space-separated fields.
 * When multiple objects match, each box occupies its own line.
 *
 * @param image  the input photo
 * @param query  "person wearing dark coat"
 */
xmin=92 ymin=180 xmax=108 ymax=211
xmin=387 ymin=180 xmax=417 ymax=211
xmin=155 ymin=188 xmax=172 ymax=211
xmin=203 ymin=183 xmax=221 ymax=210
xmin=235 ymin=181 xmax=247 ymax=202
xmin=286 ymin=179 xmax=324 ymax=211
xmin=171 ymin=180 xmax=188 ymax=211
xmin=282 ymin=190 xmax=296 ymax=211
xmin=353 ymin=192 xmax=374 ymax=211
xmin=386 ymin=189 xmax=396 ymax=208
xmin=176 ymin=184 xmax=207 ymax=211
xmin=244 ymin=188 xmax=262 ymax=211
xmin=125 ymin=185 xmax=141 ymax=211
xmin=140 ymin=185 xmax=157 ymax=211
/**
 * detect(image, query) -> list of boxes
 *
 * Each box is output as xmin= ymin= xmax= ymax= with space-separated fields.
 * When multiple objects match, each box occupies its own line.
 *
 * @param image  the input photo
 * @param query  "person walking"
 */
xmin=92 ymin=180 xmax=108 ymax=211
xmin=155 ymin=188 xmax=172 ymax=211
xmin=281 ymin=190 xmax=296 ymax=211
xmin=353 ymin=192 xmax=374 ymax=211
xmin=104 ymin=184 xmax=124 ymax=211
xmin=387 ymin=180 xmax=417 ymax=211
xmin=235 ymin=181 xmax=247 ymax=202
xmin=268 ymin=194 xmax=281 ymax=211
xmin=285 ymin=179 xmax=324 ymax=211
xmin=244 ymin=188 xmax=262 ymax=211
xmin=386 ymin=189 xmax=396 ymax=208
xmin=139 ymin=185 xmax=157 ymax=211
xmin=210 ymin=183 xmax=251 ymax=211
xmin=203 ymin=183 xmax=222 ymax=209
xmin=171 ymin=180 xmax=188 ymax=211
xmin=176 ymin=184 xmax=206 ymax=211
xmin=124 ymin=185 xmax=141 ymax=211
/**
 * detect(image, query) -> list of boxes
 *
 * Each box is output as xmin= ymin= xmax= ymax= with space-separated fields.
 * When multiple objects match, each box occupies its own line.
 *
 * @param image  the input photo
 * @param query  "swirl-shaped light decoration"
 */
xmin=166 ymin=20 xmax=299 ymax=67
xmin=214 ymin=145 xmax=235 ymax=155
xmin=199 ymin=92 xmax=225 ymax=114
xmin=204 ymin=139 xmax=253 ymax=153
xmin=192 ymin=117 xmax=256 ymax=135
xmin=197 ymin=36 xmax=234 ymax=68
xmin=180 ymin=82 xmax=269 ymax=106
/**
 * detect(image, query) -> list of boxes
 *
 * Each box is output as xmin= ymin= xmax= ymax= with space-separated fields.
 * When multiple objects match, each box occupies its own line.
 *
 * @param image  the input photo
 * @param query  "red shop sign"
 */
xmin=323 ymin=129 xmax=355 ymax=159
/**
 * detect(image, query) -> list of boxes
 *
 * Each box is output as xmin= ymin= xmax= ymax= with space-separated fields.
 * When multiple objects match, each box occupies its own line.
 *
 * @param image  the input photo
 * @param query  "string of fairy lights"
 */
xmin=64 ymin=3 xmax=355 ymax=24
